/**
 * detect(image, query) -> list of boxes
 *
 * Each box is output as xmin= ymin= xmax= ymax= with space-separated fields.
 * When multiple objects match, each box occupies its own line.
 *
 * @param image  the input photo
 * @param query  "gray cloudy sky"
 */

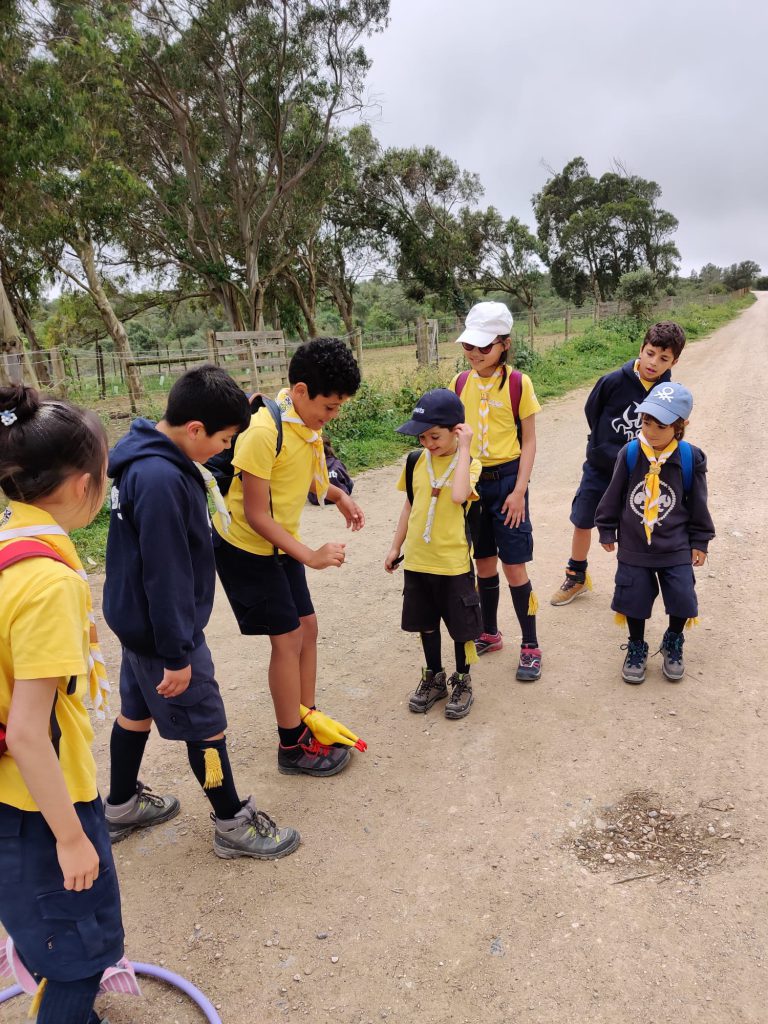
xmin=363 ymin=0 xmax=768 ymax=275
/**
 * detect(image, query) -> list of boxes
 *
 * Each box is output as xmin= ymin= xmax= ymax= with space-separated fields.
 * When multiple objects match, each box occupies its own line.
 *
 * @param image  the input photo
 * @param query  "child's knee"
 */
xmin=116 ymin=713 xmax=153 ymax=732
xmin=299 ymin=614 xmax=319 ymax=645
xmin=502 ymin=563 xmax=529 ymax=587
xmin=270 ymin=627 xmax=303 ymax=656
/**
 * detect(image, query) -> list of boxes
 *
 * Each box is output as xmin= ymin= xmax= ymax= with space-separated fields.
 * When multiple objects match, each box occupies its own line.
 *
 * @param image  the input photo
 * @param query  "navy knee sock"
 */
xmin=668 ymin=616 xmax=686 ymax=634
xmin=477 ymin=574 xmax=500 ymax=635
xmin=420 ymin=631 xmax=443 ymax=674
xmin=510 ymin=582 xmax=538 ymax=647
xmin=627 ymin=617 xmax=646 ymax=642
xmin=37 ymin=972 xmax=102 ymax=1024
xmin=454 ymin=641 xmax=469 ymax=675
xmin=186 ymin=738 xmax=242 ymax=820
xmin=108 ymin=721 xmax=149 ymax=805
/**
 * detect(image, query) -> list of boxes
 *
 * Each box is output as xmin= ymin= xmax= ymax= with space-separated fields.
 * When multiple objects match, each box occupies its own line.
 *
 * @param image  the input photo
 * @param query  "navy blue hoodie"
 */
xmin=584 ymin=360 xmax=673 ymax=473
xmin=103 ymin=419 xmax=214 ymax=669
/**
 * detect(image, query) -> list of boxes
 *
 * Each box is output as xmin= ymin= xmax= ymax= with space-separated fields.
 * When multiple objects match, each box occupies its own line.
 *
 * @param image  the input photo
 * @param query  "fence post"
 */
xmin=426 ymin=319 xmax=439 ymax=365
xmin=206 ymin=329 xmax=218 ymax=364
xmin=416 ymin=317 xmax=428 ymax=367
xmin=353 ymin=327 xmax=363 ymax=373
xmin=527 ymin=308 xmax=535 ymax=351
xmin=50 ymin=347 xmax=68 ymax=398
xmin=564 ymin=306 xmax=571 ymax=343
xmin=95 ymin=341 xmax=106 ymax=399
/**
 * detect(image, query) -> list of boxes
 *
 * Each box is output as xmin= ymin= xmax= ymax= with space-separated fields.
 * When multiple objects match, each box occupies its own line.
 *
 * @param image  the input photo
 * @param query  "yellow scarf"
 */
xmin=0 ymin=501 xmax=110 ymax=718
xmin=276 ymin=388 xmax=330 ymax=504
xmin=638 ymin=433 xmax=678 ymax=545
xmin=471 ymin=368 xmax=502 ymax=458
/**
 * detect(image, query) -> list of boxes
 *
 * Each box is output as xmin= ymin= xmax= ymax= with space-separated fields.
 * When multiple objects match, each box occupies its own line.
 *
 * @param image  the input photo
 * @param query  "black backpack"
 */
xmin=205 ymin=394 xmax=283 ymax=495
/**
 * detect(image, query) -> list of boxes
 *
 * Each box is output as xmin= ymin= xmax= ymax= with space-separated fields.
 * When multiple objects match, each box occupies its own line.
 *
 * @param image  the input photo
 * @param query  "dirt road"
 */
xmin=6 ymin=296 xmax=767 ymax=1024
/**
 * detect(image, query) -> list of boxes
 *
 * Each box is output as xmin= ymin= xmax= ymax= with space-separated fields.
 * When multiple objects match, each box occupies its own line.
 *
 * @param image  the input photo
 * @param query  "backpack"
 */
xmin=454 ymin=368 xmax=523 ymax=440
xmin=205 ymin=394 xmax=283 ymax=495
xmin=625 ymin=439 xmax=694 ymax=497
xmin=404 ymin=449 xmax=473 ymax=555
xmin=0 ymin=540 xmax=78 ymax=757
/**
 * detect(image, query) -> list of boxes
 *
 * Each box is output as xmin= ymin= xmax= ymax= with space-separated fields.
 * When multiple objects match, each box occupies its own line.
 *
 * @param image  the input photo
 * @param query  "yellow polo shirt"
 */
xmin=397 ymin=451 xmax=482 ymax=575
xmin=221 ymin=406 xmax=314 ymax=556
xmin=450 ymin=371 xmax=541 ymax=466
xmin=0 ymin=556 xmax=97 ymax=811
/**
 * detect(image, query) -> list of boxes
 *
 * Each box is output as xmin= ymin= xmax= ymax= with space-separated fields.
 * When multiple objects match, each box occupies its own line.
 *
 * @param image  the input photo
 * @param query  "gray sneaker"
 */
xmin=621 ymin=640 xmax=649 ymax=684
xmin=104 ymin=782 xmax=180 ymax=843
xmin=408 ymin=669 xmax=448 ymax=713
xmin=660 ymin=629 xmax=685 ymax=681
xmin=445 ymin=673 xmax=473 ymax=719
xmin=213 ymin=796 xmax=301 ymax=860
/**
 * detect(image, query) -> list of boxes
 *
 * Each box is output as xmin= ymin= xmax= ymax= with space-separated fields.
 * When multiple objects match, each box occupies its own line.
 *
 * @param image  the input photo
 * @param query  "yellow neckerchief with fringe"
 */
xmin=470 ymin=367 xmax=502 ymax=458
xmin=0 ymin=501 xmax=109 ymax=719
xmin=276 ymin=388 xmax=330 ymax=504
xmin=637 ymin=432 xmax=677 ymax=545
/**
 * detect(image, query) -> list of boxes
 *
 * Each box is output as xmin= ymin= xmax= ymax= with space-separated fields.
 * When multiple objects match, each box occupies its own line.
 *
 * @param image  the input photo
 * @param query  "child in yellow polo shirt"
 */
xmin=385 ymin=389 xmax=483 ymax=719
xmin=214 ymin=338 xmax=366 ymax=777
xmin=451 ymin=301 xmax=543 ymax=682
xmin=0 ymin=384 xmax=123 ymax=1024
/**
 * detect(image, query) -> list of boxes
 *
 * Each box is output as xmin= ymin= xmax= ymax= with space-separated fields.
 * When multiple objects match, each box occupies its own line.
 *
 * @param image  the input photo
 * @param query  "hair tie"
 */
xmin=0 ymin=409 xmax=18 ymax=427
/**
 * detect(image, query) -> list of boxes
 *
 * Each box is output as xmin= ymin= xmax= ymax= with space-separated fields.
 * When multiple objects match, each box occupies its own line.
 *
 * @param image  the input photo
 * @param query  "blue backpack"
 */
xmin=626 ymin=438 xmax=694 ymax=497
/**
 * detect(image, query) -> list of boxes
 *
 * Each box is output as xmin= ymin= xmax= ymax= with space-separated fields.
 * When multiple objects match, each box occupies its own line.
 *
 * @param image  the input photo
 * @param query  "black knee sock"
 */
xmin=477 ymin=574 xmax=500 ymax=635
xmin=627 ymin=617 xmax=646 ymax=642
xmin=454 ymin=641 xmax=469 ymax=675
xmin=186 ymin=738 xmax=242 ymax=820
xmin=108 ymin=721 xmax=150 ymax=805
xmin=37 ymin=972 xmax=102 ymax=1024
xmin=509 ymin=582 xmax=538 ymax=647
xmin=420 ymin=631 xmax=443 ymax=674
xmin=668 ymin=616 xmax=686 ymax=634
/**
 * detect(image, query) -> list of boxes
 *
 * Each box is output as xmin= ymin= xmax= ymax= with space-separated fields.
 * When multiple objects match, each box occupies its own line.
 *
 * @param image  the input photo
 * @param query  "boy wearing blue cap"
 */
xmin=385 ymin=389 xmax=483 ymax=719
xmin=595 ymin=382 xmax=715 ymax=683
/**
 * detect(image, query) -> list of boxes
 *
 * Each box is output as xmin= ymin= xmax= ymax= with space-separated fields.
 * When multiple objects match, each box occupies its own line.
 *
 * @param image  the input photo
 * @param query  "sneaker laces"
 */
xmin=621 ymin=640 xmax=647 ymax=668
xmin=560 ymin=571 xmax=585 ymax=591
xmin=303 ymin=734 xmax=332 ymax=757
xmin=414 ymin=672 xmax=437 ymax=697
xmin=519 ymin=649 xmax=541 ymax=668
xmin=656 ymin=631 xmax=684 ymax=664
xmin=244 ymin=808 xmax=280 ymax=840
xmin=136 ymin=784 xmax=165 ymax=809
xmin=450 ymin=676 xmax=469 ymax=702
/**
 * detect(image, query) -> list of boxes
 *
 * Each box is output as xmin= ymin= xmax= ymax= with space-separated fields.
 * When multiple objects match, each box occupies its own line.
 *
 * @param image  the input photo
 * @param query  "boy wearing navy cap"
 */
xmin=385 ymin=389 xmax=483 ymax=719
xmin=595 ymin=382 xmax=715 ymax=683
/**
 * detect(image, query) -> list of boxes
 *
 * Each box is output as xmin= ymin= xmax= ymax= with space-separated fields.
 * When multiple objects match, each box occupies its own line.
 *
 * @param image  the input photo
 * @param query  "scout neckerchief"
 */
xmin=0 ymin=502 xmax=110 ymax=717
xmin=276 ymin=387 xmax=330 ymax=504
xmin=637 ymin=432 xmax=678 ymax=544
xmin=195 ymin=462 xmax=231 ymax=534
xmin=471 ymin=367 xmax=502 ymax=458
xmin=421 ymin=449 xmax=459 ymax=543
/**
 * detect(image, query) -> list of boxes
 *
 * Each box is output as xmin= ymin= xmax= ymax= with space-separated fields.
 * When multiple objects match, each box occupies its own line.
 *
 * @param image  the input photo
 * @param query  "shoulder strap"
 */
xmin=0 ymin=540 xmax=70 ymax=573
xmin=250 ymin=394 xmax=283 ymax=456
xmin=678 ymin=440 xmax=693 ymax=495
xmin=508 ymin=369 xmax=522 ymax=422
xmin=405 ymin=449 xmax=421 ymax=505
xmin=625 ymin=438 xmax=640 ymax=475
xmin=454 ymin=370 xmax=470 ymax=397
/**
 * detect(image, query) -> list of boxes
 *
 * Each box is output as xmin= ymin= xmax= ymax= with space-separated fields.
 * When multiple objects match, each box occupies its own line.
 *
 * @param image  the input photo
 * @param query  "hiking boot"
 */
xmin=516 ymin=647 xmax=542 ymax=682
xmin=475 ymin=631 xmax=503 ymax=656
xmin=277 ymin=727 xmax=351 ymax=777
xmin=213 ymin=796 xmax=301 ymax=860
xmin=660 ymin=629 xmax=685 ymax=681
xmin=445 ymin=673 xmax=474 ymax=719
xmin=550 ymin=570 xmax=588 ymax=606
xmin=104 ymin=782 xmax=180 ymax=843
xmin=408 ymin=669 xmax=448 ymax=713
xmin=621 ymin=639 xmax=649 ymax=684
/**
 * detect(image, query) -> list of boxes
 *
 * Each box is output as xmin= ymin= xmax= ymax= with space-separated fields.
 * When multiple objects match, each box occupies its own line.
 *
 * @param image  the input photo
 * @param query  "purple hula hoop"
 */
xmin=0 ymin=961 xmax=222 ymax=1023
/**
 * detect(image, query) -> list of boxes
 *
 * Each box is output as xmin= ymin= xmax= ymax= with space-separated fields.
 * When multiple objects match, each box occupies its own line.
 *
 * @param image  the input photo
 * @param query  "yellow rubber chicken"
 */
xmin=300 ymin=705 xmax=367 ymax=751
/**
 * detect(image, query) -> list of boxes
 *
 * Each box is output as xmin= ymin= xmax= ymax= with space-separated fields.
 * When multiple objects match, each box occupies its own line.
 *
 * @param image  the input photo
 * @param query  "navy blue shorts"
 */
xmin=569 ymin=461 xmax=613 ymax=530
xmin=469 ymin=460 xmax=533 ymax=565
xmin=611 ymin=562 xmax=698 ymax=620
xmin=0 ymin=798 xmax=124 ymax=983
xmin=214 ymin=537 xmax=314 ymax=636
xmin=401 ymin=570 xmax=483 ymax=641
xmin=119 ymin=641 xmax=227 ymax=741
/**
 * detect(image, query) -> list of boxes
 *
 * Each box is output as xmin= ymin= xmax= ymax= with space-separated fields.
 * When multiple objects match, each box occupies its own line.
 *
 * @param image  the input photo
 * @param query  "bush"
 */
xmin=616 ymin=268 xmax=657 ymax=319
xmin=754 ymin=276 xmax=768 ymax=291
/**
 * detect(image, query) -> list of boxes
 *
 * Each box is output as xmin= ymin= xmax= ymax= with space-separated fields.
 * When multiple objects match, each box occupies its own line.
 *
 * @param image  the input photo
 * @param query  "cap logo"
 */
xmin=654 ymin=385 xmax=675 ymax=403
xmin=414 ymin=407 xmax=425 ymax=414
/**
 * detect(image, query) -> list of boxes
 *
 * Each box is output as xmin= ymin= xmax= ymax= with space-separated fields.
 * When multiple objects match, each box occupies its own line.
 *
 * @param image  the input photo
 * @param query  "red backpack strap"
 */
xmin=0 ymin=540 xmax=69 ymax=572
xmin=454 ymin=370 xmax=470 ymax=397
xmin=508 ymin=369 xmax=523 ymax=421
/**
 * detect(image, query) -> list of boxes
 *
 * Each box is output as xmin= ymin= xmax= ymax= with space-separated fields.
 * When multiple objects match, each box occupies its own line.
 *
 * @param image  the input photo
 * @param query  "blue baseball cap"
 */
xmin=396 ymin=388 xmax=465 ymax=435
xmin=636 ymin=382 xmax=693 ymax=424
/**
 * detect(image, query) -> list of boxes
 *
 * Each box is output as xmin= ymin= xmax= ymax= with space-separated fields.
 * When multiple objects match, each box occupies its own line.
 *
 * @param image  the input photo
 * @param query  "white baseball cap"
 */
xmin=456 ymin=301 xmax=513 ymax=346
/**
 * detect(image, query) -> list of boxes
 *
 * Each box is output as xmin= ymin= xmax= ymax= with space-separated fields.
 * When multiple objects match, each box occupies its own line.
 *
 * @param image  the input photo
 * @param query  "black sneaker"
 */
xmin=621 ymin=639 xmax=649 ymax=684
xmin=445 ymin=673 xmax=473 ymax=719
xmin=408 ymin=669 xmax=448 ymax=713
xmin=660 ymin=629 xmax=685 ymax=681
xmin=277 ymin=727 xmax=351 ymax=777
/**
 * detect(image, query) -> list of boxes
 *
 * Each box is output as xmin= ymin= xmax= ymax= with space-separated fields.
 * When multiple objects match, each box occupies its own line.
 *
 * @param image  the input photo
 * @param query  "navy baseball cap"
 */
xmin=636 ymin=382 xmax=693 ymax=424
xmin=396 ymin=388 xmax=465 ymax=436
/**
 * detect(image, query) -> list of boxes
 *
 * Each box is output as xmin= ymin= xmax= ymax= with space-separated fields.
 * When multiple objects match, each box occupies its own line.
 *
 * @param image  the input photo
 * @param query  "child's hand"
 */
xmin=601 ymin=542 xmax=615 ymax=552
xmin=335 ymin=493 xmax=365 ymax=531
xmin=692 ymin=549 xmax=706 ymax=567
xmin=57 ymin=832 xmax=100 ymax=891
xmin=501 ymin=489 xmax=526 ymax=527
xmin=157 ymin=665 xmax=192 ymax=698
xmin=384 ymin=548 xmax=402 ymax=573
xmin=452 ymin=422 xmax=473 ymax=450
xmin=308 ymin=542 xmax=346 ymax=569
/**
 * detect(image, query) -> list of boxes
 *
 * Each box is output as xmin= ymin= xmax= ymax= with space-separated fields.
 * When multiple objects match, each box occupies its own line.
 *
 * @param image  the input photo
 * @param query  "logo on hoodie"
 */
xmin=110 ymin=484 xmax=123 ymax=520
xmin=629 ymin=480 xmax=677 ymax=523
xmin=611 ymin=402 xmax=642 ymax=440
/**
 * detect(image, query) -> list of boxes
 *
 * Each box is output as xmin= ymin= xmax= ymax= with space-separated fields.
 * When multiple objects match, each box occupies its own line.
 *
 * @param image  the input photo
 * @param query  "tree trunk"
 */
xmin=0 ymin=277 xmax=25 ymax=386
xmin=72 ymin=236 xmax=143 ymax=411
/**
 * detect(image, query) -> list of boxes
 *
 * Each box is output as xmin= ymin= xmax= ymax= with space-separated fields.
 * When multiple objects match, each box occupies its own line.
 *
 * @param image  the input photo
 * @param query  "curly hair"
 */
xmin=289 ymin=338 xmax=361 ymax=398
xmin=642 ymin=321 xmax=686 ymax=359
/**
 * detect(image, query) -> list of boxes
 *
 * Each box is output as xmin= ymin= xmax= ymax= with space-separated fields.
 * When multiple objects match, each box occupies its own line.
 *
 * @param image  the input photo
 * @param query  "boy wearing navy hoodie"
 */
xmin=550 ymin=321 xmax=686 ymax=606
xmin=102 ymin=365 xmax=300 ymax=860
